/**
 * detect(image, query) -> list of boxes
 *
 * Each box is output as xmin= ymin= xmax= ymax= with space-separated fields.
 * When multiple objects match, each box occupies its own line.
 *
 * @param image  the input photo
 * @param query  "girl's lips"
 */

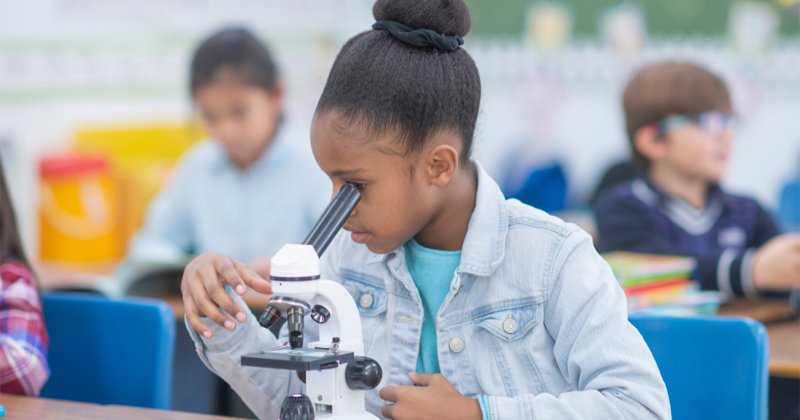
xmin=351 ymin=232 xmax=369 ymax=244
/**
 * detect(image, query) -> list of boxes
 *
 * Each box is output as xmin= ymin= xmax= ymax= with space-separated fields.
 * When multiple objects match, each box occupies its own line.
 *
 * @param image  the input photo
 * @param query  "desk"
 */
xmin=719 ymin=298 xmax=800 ymax=379
xmin=0 ymin=394 xmax=239 ymax=419
xmin=764 ymin=321 xmax=800 ymax=378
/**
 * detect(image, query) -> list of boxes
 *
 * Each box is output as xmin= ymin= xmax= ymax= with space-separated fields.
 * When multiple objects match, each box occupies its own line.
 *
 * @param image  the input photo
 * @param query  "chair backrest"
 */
xmin=778 ymin=177 xmax=800 ymax=232
xmin=504 ymin=161 xmax=568 ymax=213
xmin=40 ymin=292 xmax=176 ymax=409
xmin=629 ymin=315 xmax=769 ymax=420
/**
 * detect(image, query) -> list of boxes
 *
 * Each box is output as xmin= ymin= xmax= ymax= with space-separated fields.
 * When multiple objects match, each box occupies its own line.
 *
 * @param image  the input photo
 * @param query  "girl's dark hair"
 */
xmin=190 ymin=27 xmax=280 ymax=95
xmin=0 ymin=157 xmax=31 ymax=267
xmin=315 ymin=0 xmax=481 ymax=161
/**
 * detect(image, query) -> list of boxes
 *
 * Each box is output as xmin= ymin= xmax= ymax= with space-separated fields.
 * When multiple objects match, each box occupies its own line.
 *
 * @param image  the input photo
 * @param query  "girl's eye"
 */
xmin=350 ymin=183 xmax=366 ymax=192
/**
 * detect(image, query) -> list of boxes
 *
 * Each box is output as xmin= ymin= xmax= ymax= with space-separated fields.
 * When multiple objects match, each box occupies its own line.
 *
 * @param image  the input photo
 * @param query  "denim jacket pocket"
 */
xmin=469 ymin=300 xmax=546 ymax=396
xmin=474 ymin=300 xmax=540 ymax=342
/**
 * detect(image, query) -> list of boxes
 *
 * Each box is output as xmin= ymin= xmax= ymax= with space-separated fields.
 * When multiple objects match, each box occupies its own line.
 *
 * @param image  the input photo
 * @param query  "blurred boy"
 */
xmin=594 ymin=61 xmax=800 ymax=299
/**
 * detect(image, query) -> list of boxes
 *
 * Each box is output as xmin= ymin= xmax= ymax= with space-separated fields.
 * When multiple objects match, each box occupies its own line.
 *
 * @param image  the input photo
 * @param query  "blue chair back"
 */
xmin=778 ymin=177 xmax=800 ymax=232
xmin=40 ymin=292 xmax=176 ymax=409
xmin=504 ymin=161 xmax=568 ymax=213
xmin=629 ymin=315 xmax=769 ymax=420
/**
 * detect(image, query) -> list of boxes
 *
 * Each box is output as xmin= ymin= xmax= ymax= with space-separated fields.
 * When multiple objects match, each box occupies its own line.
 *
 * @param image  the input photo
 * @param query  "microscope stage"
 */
xmin=242 ymin=347 xmax=355 ymax=371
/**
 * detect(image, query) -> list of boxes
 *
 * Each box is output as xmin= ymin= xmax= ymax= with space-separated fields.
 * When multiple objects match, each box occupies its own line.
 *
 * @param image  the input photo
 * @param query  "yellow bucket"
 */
xmin=38 ymin=154 xmax=122 ymax=265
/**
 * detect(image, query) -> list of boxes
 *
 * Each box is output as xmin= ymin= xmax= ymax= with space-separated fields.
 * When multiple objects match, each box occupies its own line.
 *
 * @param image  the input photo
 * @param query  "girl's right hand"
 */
xmin=181 ymin=252 xmax=272 ymax=338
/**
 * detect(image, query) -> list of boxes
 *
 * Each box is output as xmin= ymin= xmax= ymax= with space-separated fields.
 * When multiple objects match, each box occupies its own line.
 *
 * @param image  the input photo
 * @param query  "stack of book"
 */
xmin=603 ymin=252 xmax=722 ymax=315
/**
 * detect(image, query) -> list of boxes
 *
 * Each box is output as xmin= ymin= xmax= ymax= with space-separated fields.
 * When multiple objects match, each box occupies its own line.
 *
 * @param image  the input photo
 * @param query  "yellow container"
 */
xmin=72 ymin=122 xmax=204 ymax=245
xmin=38 ymin=154 xmax=122 ymax=265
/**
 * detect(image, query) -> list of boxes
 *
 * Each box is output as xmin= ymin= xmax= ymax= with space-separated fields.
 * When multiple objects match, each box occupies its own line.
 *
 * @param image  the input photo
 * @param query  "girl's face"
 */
xmin=194 ymin=79 xmax=283 ymax=169
xmin=310 ymin=112 xmax=438 ymax=254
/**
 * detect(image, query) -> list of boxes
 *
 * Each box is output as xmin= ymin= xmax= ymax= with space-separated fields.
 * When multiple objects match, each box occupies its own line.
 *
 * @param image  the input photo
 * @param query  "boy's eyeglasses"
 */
xmin=651 ymin=112 xmax=737 ymax=137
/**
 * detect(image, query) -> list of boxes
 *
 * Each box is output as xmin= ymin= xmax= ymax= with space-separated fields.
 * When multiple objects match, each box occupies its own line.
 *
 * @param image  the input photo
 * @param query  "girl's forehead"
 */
xmin=313 ymin=114 xmax=406 ymax=152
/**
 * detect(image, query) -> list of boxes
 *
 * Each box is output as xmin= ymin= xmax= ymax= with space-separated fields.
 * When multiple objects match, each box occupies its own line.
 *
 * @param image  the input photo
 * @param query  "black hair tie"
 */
xmin=372 ymin=20 xmax=463 ymax=52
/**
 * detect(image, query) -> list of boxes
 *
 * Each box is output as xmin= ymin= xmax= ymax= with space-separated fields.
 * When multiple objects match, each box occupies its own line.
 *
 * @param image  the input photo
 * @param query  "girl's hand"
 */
xmin=379 ymin=373 xmax=482 ymax=420
xmin=181 ymin=252 xmax=272 ymax=338
xmin=248 ymin=256 xmax=272 ymax=279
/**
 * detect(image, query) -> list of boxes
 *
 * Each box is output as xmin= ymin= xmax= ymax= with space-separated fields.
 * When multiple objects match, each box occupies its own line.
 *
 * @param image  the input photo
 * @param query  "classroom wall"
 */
xmin=2 ymin=0 xmax=798 ymax=258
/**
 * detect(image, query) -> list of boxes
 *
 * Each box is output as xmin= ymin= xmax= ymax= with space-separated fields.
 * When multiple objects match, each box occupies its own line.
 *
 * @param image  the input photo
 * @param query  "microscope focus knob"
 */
xmin=310 ymin=305 xmax=330 ymax=324
xmin=346 ymin=356 xmax=383 ymax=390
xmin=280 ymin=393 xmax=315 ymax=420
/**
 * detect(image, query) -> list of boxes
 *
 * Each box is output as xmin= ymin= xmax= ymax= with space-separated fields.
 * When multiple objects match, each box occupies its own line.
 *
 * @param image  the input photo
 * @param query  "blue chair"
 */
xmin=778 ymin=176 xmax=800 ymax=232
xmin=40 ymin=292 xmax=176 ymax=409
xmin=503 ymin=161 xmax=568 ymax=213
xmin=629 ymin=315 xmax=769 ymax=420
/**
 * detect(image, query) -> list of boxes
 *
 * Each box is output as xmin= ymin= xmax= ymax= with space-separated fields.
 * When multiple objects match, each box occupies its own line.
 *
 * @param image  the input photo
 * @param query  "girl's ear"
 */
xmin=424 ymin=141 xmax=459 ymax=186
xmin=633 ymin=125 xmax=666 ymax=163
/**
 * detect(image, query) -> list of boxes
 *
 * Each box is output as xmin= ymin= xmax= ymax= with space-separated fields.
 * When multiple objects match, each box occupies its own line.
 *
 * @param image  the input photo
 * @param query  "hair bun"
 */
xmin=373 ymin=0 xmax=471 ymax=37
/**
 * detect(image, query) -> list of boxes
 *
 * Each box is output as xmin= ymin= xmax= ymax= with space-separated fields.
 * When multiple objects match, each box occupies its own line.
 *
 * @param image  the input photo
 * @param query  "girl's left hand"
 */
xmin=379 ymin=373 xmax=482 ymax=420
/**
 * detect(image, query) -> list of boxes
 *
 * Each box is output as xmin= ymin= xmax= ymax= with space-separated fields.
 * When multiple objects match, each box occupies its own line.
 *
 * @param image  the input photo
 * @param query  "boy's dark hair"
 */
xmin=315 ymin=0 xmax=480 ymax=162
xmin=622 ymin=61 xmax=732 ymax=166
xmin=0 ymin=157 xmax=31 ymax=268
xmin=190 ymin=27 xmax=279 ymax=95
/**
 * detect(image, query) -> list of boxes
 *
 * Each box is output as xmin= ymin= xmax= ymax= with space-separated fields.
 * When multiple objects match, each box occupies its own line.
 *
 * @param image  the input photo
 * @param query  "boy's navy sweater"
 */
xmin=594 ymin=177 xmax=780 ymax=297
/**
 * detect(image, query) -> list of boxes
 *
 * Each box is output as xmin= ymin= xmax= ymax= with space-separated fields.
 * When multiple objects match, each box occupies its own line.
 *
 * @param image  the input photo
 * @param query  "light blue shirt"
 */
xmin=187 ymin=162 xmax=670 ymax=420
xmin=404 ymin=239 xmax=461 ymax=374
xmin=129 ymin=129 xmax=329 ymax=263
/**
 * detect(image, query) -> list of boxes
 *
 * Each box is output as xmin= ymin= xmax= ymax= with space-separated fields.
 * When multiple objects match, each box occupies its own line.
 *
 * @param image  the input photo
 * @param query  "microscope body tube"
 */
xmin=303 ymin=183 xmax=361 ymax=256
xmin=260 ymin=184 xmax=362 ymax=348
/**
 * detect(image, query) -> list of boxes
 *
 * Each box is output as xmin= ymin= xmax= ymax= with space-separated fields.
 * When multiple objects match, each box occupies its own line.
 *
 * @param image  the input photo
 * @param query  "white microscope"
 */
xmin=242 ymin=184 xmax=382 ymax=420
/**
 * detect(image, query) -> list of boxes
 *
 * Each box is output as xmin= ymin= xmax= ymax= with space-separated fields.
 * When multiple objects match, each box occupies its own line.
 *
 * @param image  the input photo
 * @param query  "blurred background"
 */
xmin=1 ymin=0 xmax=798 ymax=265
xmin=2 ymin=1 xmax=799 ymax=418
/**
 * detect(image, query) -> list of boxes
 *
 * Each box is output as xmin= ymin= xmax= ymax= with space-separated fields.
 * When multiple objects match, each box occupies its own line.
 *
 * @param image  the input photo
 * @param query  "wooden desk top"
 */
xmin=719 ymin=298 xmax=800 ymax=378
xmin=764 ymin=321 xmax=800 ymax=378
xmin=0 ymin=394 xmax=240 ymax=419
xmin=718 ymin=298 xmax=795 ymax=323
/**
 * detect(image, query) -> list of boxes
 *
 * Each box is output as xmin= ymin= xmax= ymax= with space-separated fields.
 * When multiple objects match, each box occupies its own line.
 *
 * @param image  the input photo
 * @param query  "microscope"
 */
xmin=242 ymin=184 xmax=382 ymax=420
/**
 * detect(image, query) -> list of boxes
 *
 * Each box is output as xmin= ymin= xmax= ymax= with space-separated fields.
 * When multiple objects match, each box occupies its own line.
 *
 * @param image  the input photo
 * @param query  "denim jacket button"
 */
xmin=449 ymin=337 xmax=465 ymax=353
xmin=358 ymin=293 xmax=373 ymax=309
xmin=503 ymin=316 xmax=519 ymax=334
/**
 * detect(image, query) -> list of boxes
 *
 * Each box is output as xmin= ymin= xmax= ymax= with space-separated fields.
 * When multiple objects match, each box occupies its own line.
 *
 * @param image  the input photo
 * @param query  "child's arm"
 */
xmin=0 ymin=262 xmax=49 ymax=395
xmin=595 ymin=193 xmax=784 ymax=297
xmin=181 ymin=252 xmax=307 ymax=418
xmin=751 ymin=234 xmax=800 ymax=291
xmin=695 ymin=204 xmax=799 ymax=293
xmin=479 ymin=230 xmax=670 ymax=419
xmin=185 ymin=293 xmax=308 ymax=419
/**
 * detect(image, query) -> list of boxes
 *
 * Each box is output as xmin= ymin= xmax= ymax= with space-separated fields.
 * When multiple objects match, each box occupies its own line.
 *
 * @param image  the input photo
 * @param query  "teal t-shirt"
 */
xmin=404 ymin=239 xmax=461 ymax=373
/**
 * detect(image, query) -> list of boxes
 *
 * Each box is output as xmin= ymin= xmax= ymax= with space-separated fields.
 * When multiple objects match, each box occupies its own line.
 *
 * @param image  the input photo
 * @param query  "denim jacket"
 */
xmin=187 ymin=163 xmax=670 ymax=420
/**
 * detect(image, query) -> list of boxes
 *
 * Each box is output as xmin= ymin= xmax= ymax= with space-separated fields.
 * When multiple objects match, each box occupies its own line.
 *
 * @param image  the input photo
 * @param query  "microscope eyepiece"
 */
xmin=303 ymin=183 xmax=361 ymax=256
